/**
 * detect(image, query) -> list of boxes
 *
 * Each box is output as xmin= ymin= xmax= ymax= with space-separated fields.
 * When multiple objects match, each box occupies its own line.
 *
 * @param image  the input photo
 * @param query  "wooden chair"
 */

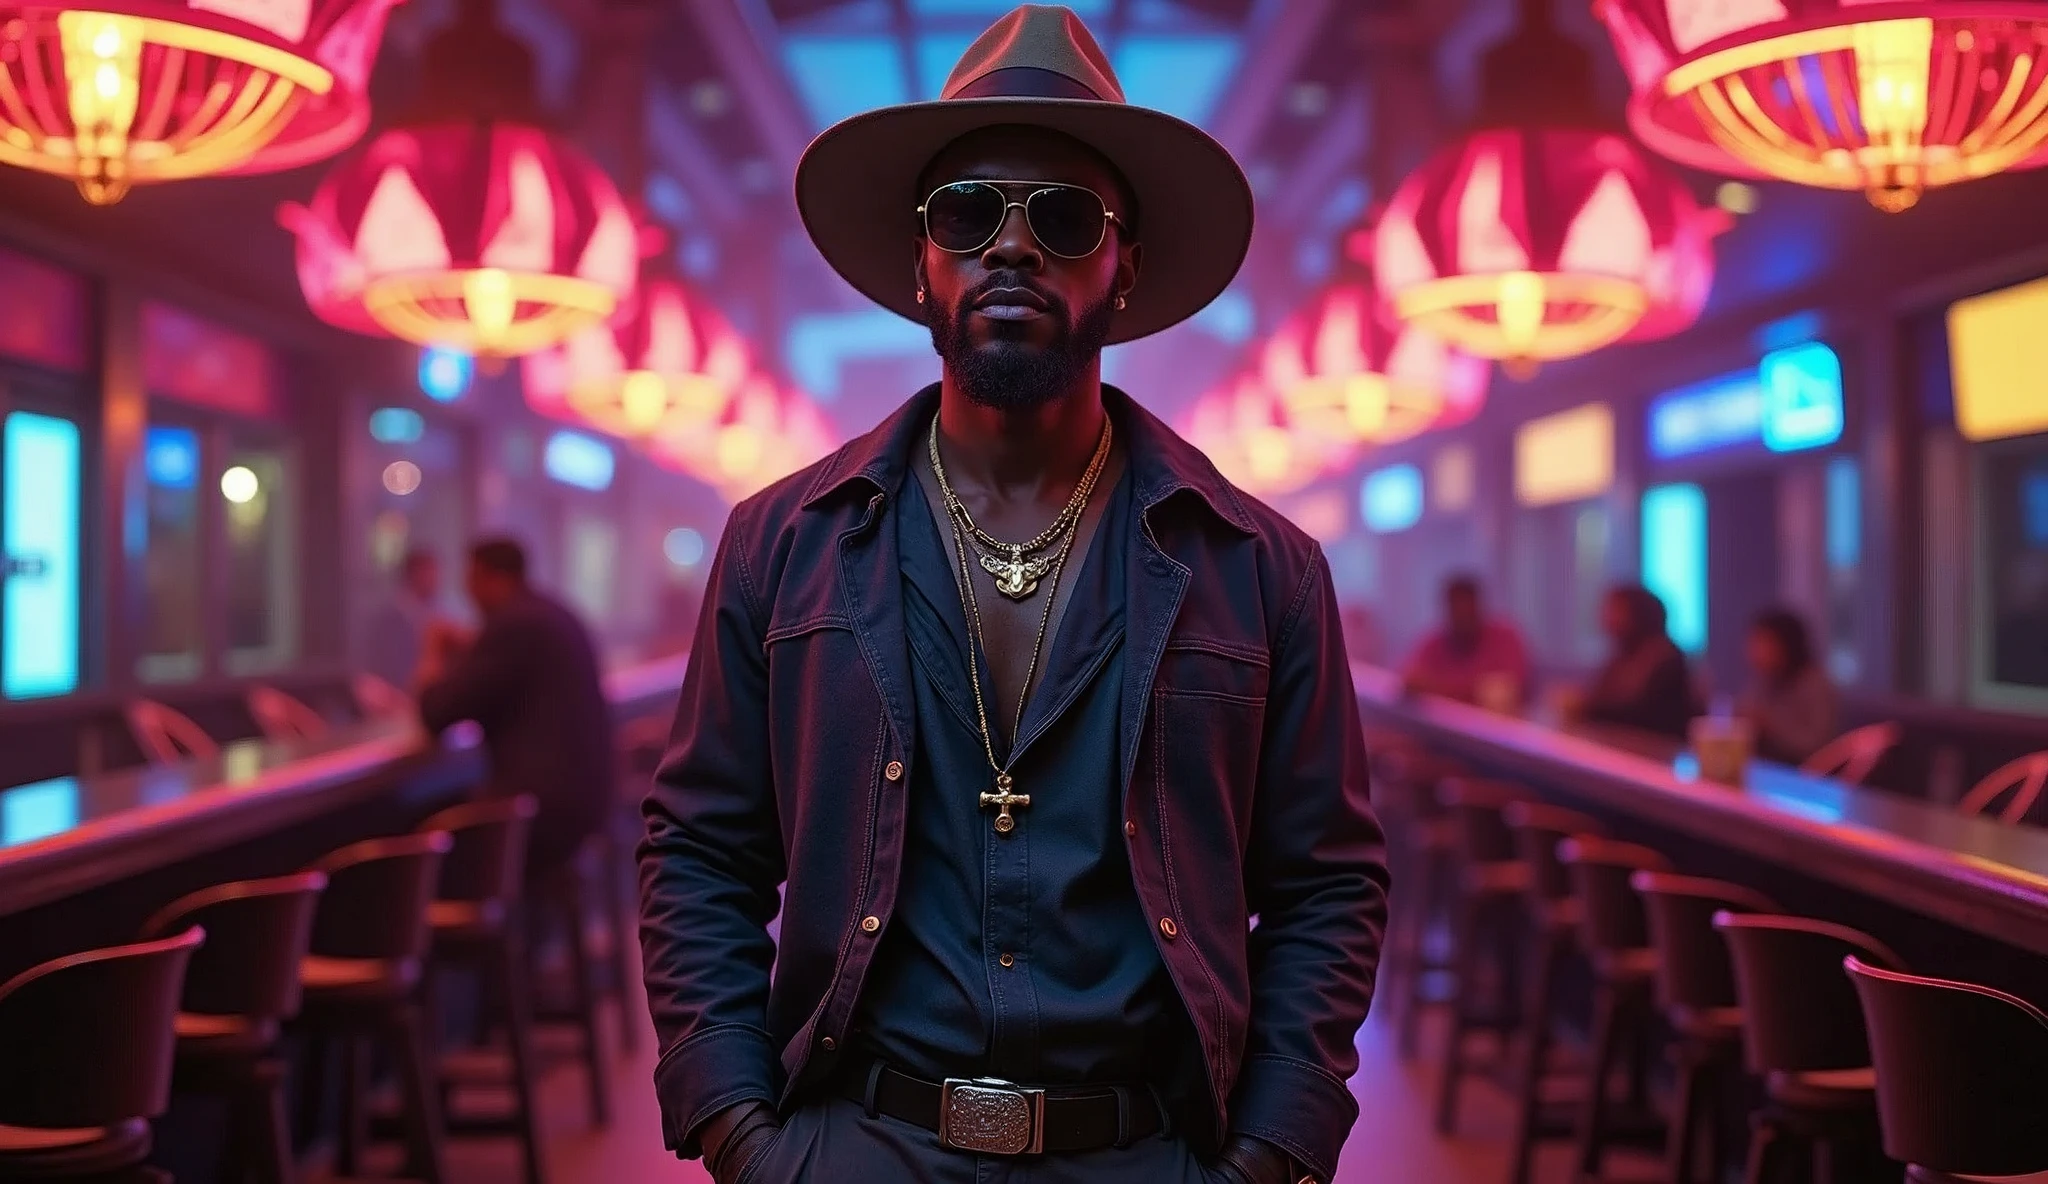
xmin=247 ymin=686 xmax=330 ymax=744
xmin=1957 ymin=751 xmax=2048 ymax=826
xmin=1800 ymin=722 xmax=1902 ymax=786
xmin=125 ymin=699 xmax=220 ymax=766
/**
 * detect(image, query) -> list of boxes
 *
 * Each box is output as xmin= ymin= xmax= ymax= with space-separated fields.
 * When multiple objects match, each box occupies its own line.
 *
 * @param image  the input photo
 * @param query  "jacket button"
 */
xmin=860 ymin=916 xmax=880 ymax=933
xmin=1124 ymin=820 xmax=1137 ymax=838
xmin=884 ymin=760 xmax=904 ymax=781
xmin=821 ymin=1036 xmax=836 ymax=1051
xmin=1159 ymin=917 xmax=1179 ymax=940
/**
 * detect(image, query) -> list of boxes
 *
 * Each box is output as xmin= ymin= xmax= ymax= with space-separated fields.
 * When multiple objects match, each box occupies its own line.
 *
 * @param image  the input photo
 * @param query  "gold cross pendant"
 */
xmin=980 ymin=548 xmax=1052 ymax=600
xmin=978 ymin=772 xmax=1031 ymax=835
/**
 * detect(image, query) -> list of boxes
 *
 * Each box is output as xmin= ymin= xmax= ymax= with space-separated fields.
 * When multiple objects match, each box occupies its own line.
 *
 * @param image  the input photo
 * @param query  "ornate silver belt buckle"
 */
xmin=938 ymin=1076 xmax=1045 ymax=1155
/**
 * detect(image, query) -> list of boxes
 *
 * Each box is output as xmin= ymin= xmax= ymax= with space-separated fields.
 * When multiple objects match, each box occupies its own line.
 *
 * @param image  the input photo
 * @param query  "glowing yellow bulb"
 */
xmin=220 ymin=465 xmax=260 ymax=504
xmin=1247 ymin=428 xmax=1291 ymax=483
xmin=1854 ymin=18 xmax=1935 ymax=209
xmin=1496 ymin=271 xmax=1546 ymax=360
xmin=717 ymin=425 xmax=763 ymax=478
xmin=620 ymin=371 xmax=670 ymax=433
xmin=1343 ymin=375 xmax=1392 ymax=437
xmin=463 ymin=269 xmax=518 ymax=346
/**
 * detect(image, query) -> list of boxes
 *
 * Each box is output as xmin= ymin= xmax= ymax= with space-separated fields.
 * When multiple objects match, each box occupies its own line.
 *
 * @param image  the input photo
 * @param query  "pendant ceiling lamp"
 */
xmin=280 ymin=0 xmax=636 ymax=358
xmin=1259 ymin=263 xmax=1491 ymax=451
xmin=523 ymin=227 xmax=750 ymax=439
xmin=652 ymin=375 xmax=836 ymax=503
xmin=0 ymin=0 xmax=399 ymax=203
xmin=1374 ymin=0 xmax=1726 ymax=376
xmin=1184 ymin=375 xmax=1334 ymax=497
xmin=1596 ymin=1 xmax=2048 ymax=212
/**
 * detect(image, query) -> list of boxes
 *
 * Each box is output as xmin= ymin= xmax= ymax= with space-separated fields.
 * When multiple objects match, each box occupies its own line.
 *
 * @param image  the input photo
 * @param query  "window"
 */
xmin=139 ymin=424 xmax=204 ymax=682
xmin=222 ymin=443 xmax=296 ymax=672
xmin=3 ymin=412 xmax=82 ymax=698
xmin=1977 ymin=441 xmax=2048 ymax=703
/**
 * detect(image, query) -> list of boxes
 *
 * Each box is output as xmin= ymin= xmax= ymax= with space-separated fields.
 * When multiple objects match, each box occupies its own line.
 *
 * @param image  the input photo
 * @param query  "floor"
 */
xmin=391 ymin=980 xmax=1662 ymax=1184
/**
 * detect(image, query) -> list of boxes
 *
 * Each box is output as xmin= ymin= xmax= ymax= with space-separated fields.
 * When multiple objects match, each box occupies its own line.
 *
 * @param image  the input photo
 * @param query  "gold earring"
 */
xmin=1115 ymin=293 xmax=1127 ymax=310
xmin=915 ymin=288 xmax=926 ymax=304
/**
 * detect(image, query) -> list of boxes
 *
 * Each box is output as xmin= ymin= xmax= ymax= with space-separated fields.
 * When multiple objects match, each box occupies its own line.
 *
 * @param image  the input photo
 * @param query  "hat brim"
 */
xmin=795 ymin=96 xmax=1254 ymax=345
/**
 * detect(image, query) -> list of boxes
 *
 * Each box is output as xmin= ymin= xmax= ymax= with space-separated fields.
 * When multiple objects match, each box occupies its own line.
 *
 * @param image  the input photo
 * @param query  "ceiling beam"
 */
xmin=1203 ymin=0 xmax=1332 ymax=157
xmin=645 ymin=82 xmax=749 ymax=226
xmin=685 ymin=0 xmax=816 ymax=172
xmin=1266 ymin=82 xmax=1370 ymax=227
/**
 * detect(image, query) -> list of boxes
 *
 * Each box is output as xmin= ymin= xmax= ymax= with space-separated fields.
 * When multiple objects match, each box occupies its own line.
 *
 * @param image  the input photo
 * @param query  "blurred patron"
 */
xmin=417 ymin=537 xmax=616 ymax=882
xmin=1577 ymin=584 xmax=1698 ymax=740
xmin=363 ymin=548 xmax=448 ymax=689
xmin=1400 ymin=574 xmax=1530 ymax=709
xmin=1739 ymin=608 xmax=1837 ymax=765
xmin=1340 ymin=601 xmax=1386 ymax=667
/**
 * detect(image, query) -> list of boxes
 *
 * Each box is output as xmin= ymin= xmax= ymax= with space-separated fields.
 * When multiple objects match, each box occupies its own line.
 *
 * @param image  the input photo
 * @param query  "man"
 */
xmin=1401 ymin=574 xmax=1531 ymax=707
xmin=362 ymin=547 xmax=445 ymax=691
xmin=639 ymin=8 xmax=1387 ymax=1184
xmin=418 ymin=537 xmax=616 ymax=882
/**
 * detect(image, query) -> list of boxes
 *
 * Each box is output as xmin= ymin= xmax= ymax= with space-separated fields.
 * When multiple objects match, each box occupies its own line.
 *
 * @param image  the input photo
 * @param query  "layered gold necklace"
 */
xmin=929 ymin=415 xmax=1113 ymax=600
xmin=927 ymin=414 xmax=1113 ymax=835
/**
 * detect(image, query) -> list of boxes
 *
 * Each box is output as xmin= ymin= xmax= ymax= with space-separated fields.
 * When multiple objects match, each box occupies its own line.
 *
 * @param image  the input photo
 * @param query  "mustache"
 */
xmin=960 ymin=272 xmax=1065 ymax=317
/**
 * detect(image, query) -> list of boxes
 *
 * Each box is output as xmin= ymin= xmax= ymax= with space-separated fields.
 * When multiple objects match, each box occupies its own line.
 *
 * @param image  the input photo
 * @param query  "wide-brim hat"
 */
xmin=794 ymin=4 xmax=1254 ymax=345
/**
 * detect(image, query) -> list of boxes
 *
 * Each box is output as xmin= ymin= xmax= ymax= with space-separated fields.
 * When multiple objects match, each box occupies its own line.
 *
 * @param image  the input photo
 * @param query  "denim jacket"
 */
xmin=638 ymin=385 xmax=1388 ymax=1182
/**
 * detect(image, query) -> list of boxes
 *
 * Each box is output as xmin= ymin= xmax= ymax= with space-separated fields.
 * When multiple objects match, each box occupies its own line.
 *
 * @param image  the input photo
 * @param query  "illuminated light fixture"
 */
xmin=542 ymin=429 xmax=615 ymax=492
xmin=219 ymin=464 xmax=260 ymax=503
xmin=1947 ymin=273 xmax=2048 ymax=442
xmin=380 ymin=459 xmax=422 ymax=495
xmin=650 ymin=376 xmax=836 ymax=503
xmin=524 ymin=226 xmax=748 ymax=440
xmin=280 ymin=0 xmax=636 ymax=359
xmin=1375 ymin=0 xmax=1726 ymax=377
xmin=418 ymin=347 xmax=474 ymax=402
xmin=1182 ymin=375 xmax=1330 ymax=497
xmin=1596 ymin=1 xmax=2048 ymax=213
xmin=0 ymin=0 xmax=399 ymax=203
xmin=1514 ymin=401 xmax=1615 ymax=507
xmin=1259 ymin=273 xmax=1490 ymax=453
xmin=368 ymin=406 xmax=424 ymax=443
xmin=1361 ymin=464 xmax=1426 ymax=533
xmin=662 ymin=526 xmax=705 ymax=568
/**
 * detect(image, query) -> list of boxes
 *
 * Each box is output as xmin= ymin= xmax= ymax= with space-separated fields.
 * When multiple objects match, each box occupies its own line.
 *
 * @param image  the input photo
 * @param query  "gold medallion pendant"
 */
xmin=979 ymin=548 xmax=1054 ymax=600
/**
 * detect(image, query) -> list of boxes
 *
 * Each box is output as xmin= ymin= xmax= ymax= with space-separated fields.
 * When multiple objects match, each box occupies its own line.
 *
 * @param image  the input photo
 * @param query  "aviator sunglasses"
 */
xmin=918 ymin=180 xmax=1124 ymax=260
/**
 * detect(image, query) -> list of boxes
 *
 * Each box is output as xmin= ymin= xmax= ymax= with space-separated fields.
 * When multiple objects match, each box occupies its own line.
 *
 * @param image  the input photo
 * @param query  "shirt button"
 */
xmin=860 ymin=916 xmax=880 ymax=933
xmin=1124 ymin=820 xmax=1137 ymax=838
xmin=1159 ymin=917 xmax=1179 ymax=940
xmin=884 ymin=760 xmax=904 ymax=781
xmin=821 ymin=1036 xmax=836 ymax=1051
xmin=999 ymin=953 xmax=1015 ymax=968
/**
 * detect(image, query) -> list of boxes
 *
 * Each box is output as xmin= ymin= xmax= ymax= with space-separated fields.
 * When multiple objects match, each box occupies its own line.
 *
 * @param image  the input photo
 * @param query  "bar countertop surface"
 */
xmin=0 ymin=653 xmax=690 ymax=916
xmin=1353 ymin=664 xmax=2048 ymax=956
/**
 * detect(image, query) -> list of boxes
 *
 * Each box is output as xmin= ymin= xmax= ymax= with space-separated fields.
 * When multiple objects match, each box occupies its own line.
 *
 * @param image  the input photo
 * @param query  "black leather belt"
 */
xmin=835 ymin=1059 xmax=1164 ymax=1156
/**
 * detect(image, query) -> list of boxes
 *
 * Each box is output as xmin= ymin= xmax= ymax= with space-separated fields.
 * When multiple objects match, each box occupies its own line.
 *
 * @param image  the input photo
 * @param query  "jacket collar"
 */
xmin=799 ymin=383 xmax=1256 ymax=536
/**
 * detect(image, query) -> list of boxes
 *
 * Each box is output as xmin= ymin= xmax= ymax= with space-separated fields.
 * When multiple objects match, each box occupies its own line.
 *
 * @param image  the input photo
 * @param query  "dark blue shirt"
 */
xmin=850 ymin=459 xmax=1185 ymax=1086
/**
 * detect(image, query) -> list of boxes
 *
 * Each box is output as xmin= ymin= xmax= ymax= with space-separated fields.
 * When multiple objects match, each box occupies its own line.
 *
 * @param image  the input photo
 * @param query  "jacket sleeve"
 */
xmin=637 ymin=513 xmax=786 ymax=1159
xmin=1228 ymin=545 xmax=1390 ymax=1183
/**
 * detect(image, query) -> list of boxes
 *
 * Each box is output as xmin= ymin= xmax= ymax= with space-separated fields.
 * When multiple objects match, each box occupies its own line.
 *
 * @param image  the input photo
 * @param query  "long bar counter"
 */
xmin=1353 ymin=665 xmax=2048 ymax=960
xmin=0 ymin=653 xmax=689 ymax=920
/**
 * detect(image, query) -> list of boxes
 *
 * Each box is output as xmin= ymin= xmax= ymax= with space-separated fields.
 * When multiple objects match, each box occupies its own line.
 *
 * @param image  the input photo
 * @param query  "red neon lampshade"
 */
xmin=1597 ymin=0 xmax=2048 ymax=212
xmin=1184 ymin=374 xmax=1335 ymax=497
xmin=279 ymin=0 xmax=635 ymax=357
xmin=1259 ymin=279 xmax=1491 ymax=449
xmin=0 ymin=0 xmax=399 ymax=203
xmin=651 ymin=376 xmax=836 ymax=502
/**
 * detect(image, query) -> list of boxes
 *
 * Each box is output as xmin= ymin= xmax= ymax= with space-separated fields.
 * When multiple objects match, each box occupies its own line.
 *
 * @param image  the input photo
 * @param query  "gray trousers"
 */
xmin=735 ymin=1096 xmax=1229 ymax=1184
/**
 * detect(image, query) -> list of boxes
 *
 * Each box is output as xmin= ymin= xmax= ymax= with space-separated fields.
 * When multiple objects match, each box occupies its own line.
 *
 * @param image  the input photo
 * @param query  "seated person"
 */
xmin=1579 ymin=584 xmax=1698 ymax=741
xmin=417 ymin=537 xmax=616 ymax=884
xmin=1401 ymin=574 xmax=1531 ymax=707
xmin=1738 ymin=607 xmax=1837 ymax=765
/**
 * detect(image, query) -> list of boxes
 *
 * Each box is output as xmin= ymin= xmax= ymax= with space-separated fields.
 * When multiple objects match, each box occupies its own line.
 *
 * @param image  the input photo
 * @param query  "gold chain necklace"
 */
xmin=930 ymin=416 xmax=1097 ymax=835
xmin=928 ymin=415 xmax=1112 ymax=600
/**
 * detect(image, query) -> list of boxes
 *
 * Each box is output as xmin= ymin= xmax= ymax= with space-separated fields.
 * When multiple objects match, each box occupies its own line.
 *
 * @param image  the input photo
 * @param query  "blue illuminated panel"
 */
xmin=1648 ymin=373 xmax=1763 ymax=460
xmin=1641 ymin=483 xmax=1707 ymax=655
xmin=4 ymin=413 xmax=81 ymax=698
xmin=1826 ymin=456 xmax=1861 ymax=570
xmin=543 ymin=431 xmax=615 ymax=492
xmin=145 ymin=424 xmax=199 ymax=489
xmin=1760 ymin=342 xmax=1844 ymax=452
xmin=418 ymin=347 xmax=474 ymax=402
xmin=1361 ymin=464 xmax=1424 ymax=533
xmin=368 ymin=407 xmax=425 ymax=444
xmin=0 ymin=778 xmax=80 ymax=847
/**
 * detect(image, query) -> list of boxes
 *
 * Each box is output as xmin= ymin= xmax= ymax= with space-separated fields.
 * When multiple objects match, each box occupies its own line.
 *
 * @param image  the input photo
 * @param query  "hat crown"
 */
xmin=941 ymin=5 xmax=1127 ymax=104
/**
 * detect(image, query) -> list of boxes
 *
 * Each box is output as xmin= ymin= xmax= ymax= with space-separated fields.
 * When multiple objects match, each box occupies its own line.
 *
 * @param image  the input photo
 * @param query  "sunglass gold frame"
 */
xmin=917 ymin=180 xmax=1123 ymax=260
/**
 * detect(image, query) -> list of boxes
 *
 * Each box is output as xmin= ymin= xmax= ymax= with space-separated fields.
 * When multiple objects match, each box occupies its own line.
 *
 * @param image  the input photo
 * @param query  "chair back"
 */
xmin=125 ymin=699 xmax=219 ymax=765
xmin=141 ymin=872 xmax=326 ymax=1022
xmin=351 ymin=672 xmax=413 ymax=722
xmin=1558 ymin=836 xmax=1669 ymax=955
xmin=1436 ymin=777 xmax=1525 ymax=865
xmin=1845 ymin=958 xmax=2048 ymax=1177
xmin=1799 ymin=722 xmax=1902 ymax=786
xmin=1715 ymin=913 xmax=1901 ymax=1075
xmin=1634 ymin=872 xmax=1776 ymax=1016
xmin=307 ymin=832 xmax=452 ymax=963
xmin=247 ymin=685 xmax=330 ymax=743
xmin=1504 ymin=801 xmax=1602 ymax=904
xmin=0 ymin=928 xmax=203 ymax=1127
xmin=1957 ymin=751 xmax=2048 ymax=826
xmin=421 ymin=795 xmax=538 ymax=905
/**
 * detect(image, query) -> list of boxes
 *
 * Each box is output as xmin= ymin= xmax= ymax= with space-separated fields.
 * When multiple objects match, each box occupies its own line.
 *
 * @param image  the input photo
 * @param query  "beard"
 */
xmin=926 ymin=272 xmax=1117 ymax=412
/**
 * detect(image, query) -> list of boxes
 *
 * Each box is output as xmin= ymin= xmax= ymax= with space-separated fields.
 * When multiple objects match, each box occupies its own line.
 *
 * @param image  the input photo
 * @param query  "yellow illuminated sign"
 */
xmin=1515 ymin=402 xmax=1615 ymax=507
xmin=1949 ymin=276 xmax=2048 ymax=443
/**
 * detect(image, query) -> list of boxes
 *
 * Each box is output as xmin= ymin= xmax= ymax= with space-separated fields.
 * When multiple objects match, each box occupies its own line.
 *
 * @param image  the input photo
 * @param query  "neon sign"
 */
xmin=1648 ymin=342 xmax=1844 ymax=461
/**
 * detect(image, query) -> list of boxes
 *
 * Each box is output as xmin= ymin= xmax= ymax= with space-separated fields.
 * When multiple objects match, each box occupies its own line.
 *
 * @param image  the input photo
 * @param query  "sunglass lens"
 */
xmin=1028 ymin=187 xmax=1106 ymax=257
xmin=925 ymin=183 xmax=1004 ymax=253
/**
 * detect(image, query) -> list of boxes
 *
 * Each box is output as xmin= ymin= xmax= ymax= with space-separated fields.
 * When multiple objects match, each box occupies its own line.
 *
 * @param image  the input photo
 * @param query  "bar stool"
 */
xmin=247 ymin=687 xmax=330 ymax=744
xmin=1499 ymin=801 xmax=1602 ymax=1184
xmin=1799 ymin=723 xmax=1902 ymax=786
xmin=1845 ymin=959 xmax=2048 ymax=1184
xmin=296 ymin=832 xmax=452 ymax=1183
xmin=1957 ymin=751 xmax=2048 ymax=826
xmin=419 ymin=796 xmax=547 ymax=1184
xmin=1383 ymin=749 xmax=1467 ymax=1060
xmin=1432 ymin=777 xmax=1532 ymax=1134
xmin=1635 ymin=874 xmax=1778 ymax=1184
xmin=0 ymin=928 xmax=203 ymax=1181
xmin=141 ymin=873 xmax=327 ymax=1184
xmin=1716 ymin=914 xmax=1904 ymax=1184
xmin=1557 ymin=836 xmax=1671 ymax=1182
xmin=126 ymin=699 xmax=219 ymax=765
